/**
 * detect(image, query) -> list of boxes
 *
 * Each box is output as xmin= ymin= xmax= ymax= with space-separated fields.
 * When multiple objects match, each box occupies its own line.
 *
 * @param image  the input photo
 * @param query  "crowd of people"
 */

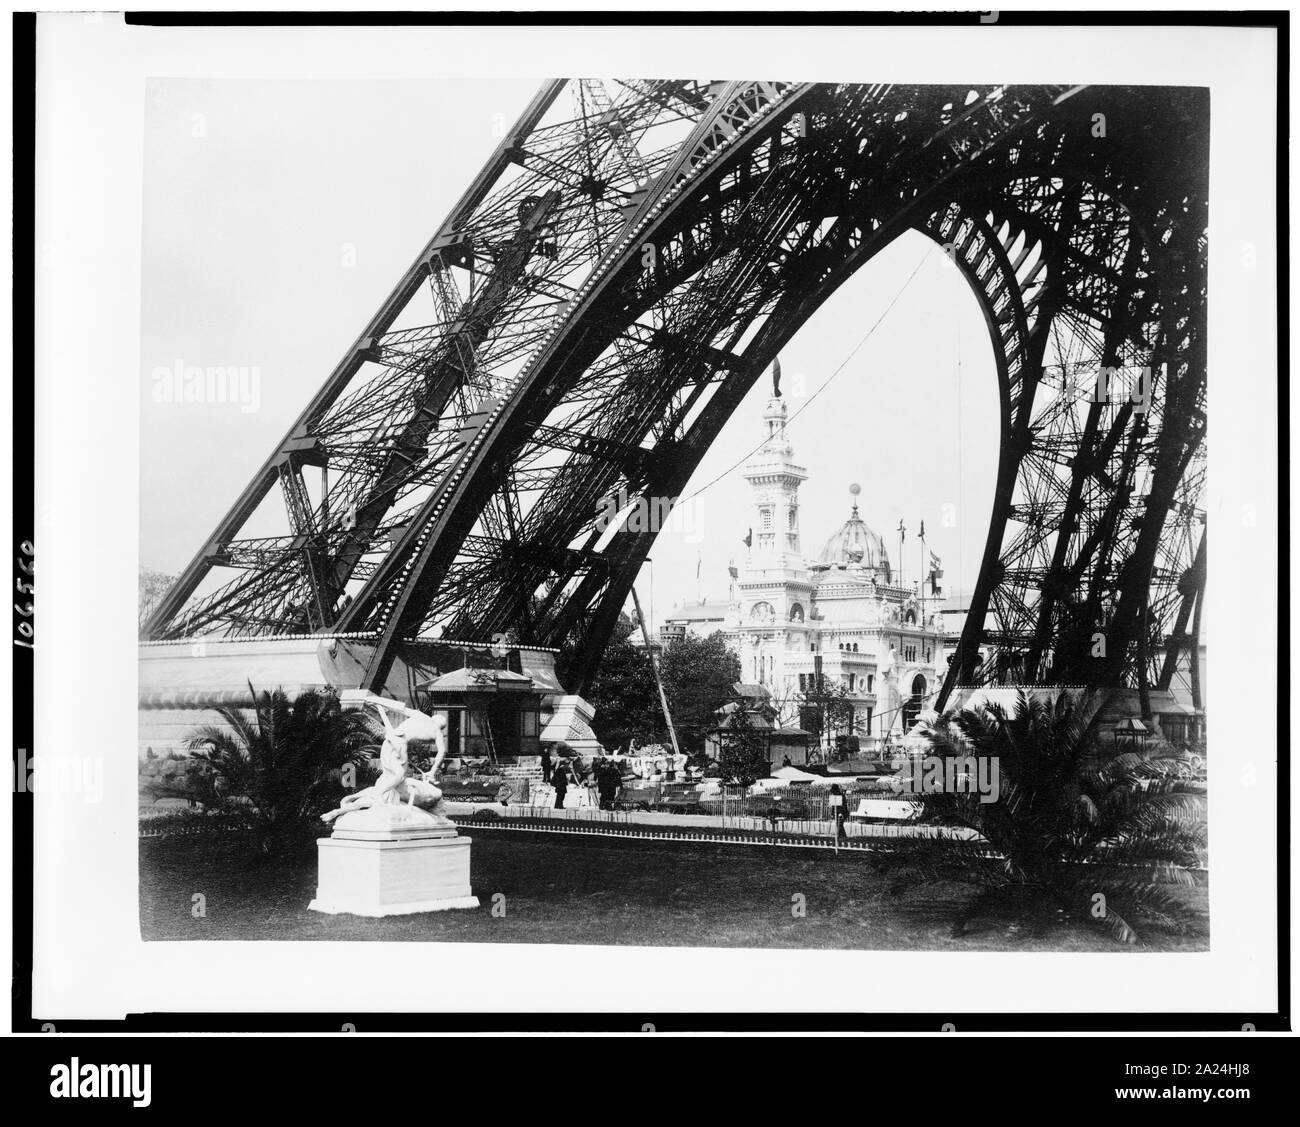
xmin=538 ymin=745 xmax=692 ymax=811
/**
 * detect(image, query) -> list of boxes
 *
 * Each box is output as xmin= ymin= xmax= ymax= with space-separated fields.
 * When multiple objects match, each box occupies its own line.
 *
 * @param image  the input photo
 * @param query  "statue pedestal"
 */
xmin=308 ymin=804 xmax=479 ymax=916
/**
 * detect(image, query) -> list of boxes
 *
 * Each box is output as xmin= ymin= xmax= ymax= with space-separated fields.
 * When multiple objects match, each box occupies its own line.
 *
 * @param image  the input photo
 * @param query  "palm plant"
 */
xmin=897 ymin=690 xmax=1206 ymax=945
xmin=186 ymin=684 xmax=381 ymax=855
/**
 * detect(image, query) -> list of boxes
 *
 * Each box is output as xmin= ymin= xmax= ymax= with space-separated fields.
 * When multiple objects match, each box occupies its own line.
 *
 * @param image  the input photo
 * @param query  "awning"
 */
xmin=518 ymin=648 xmax=565 ymax=693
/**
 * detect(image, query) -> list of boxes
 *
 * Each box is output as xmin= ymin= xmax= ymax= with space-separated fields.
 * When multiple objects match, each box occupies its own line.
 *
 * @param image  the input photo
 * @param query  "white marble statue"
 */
xmin=322 ymin=699 xmax=450 ymax=824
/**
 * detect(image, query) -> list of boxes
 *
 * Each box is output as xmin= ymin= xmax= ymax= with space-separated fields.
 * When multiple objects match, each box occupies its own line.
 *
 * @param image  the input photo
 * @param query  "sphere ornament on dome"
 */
xmin=817 ymin=491 xmax=892 ymax=581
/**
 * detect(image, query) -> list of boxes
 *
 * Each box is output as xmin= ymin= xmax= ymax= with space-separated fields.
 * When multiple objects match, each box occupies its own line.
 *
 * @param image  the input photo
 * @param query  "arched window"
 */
xmin=901 ymin=674 xmax=927 ymax=732
xmin=852 ymin=642 xmax=859 ymax=653
xmin=789 ymin=602 xmax=805 ymax=623
xmin=905 ymin=609 xmax=917 ymax=625
xmin=750 ymin=601 xmax=774 ymax=621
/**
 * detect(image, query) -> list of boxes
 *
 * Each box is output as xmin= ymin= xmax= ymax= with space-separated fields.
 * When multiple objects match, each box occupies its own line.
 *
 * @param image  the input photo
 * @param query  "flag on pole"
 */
xmin=928 ymin=551 xmax=944 ymax=595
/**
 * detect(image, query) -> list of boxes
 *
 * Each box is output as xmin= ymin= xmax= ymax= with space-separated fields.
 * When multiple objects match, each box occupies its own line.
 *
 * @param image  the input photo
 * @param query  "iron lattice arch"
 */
xmin=143 ymin=81 xmax=1207 ymax=707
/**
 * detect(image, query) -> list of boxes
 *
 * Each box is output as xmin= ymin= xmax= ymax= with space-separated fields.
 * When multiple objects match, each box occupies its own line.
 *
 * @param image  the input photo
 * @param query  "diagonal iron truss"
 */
xmin=143 ymin=81 xmax=1207 ymax=712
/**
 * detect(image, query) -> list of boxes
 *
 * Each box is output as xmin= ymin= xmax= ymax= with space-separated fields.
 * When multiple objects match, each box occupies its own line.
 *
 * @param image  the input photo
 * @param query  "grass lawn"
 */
xmin=140 ymin=828 xmax=1208 ymax=951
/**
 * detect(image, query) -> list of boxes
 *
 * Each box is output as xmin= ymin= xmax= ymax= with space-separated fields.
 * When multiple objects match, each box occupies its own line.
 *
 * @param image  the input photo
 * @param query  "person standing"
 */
xmin=540 ymin=745 xmax=553 ymax=785
xmin=597 ymin=758 xmax=621 ymax=811
xmin=829 ymin=782 xmax=849 ymax=842
xmin=552 ymin=759 xmax=571 ymax=810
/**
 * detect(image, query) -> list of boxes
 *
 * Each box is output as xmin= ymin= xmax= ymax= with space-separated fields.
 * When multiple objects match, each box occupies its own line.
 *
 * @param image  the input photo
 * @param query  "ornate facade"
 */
xmin=719 ymin=389 xmax=947 ymax=751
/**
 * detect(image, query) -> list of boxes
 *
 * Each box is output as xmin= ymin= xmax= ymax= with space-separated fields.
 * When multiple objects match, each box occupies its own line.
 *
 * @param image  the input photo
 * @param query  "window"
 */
xmin=520 ymin=710 xmax=539 ymax=737
xmin=866 ymin=674 xmax=874 ymax=693
xmin=788 ymin=507 xmax=797 ymax=529
xmin=789 ymin=602 xmax=805 ymax=623
xmin=866 ymin=706 xmax=873 ymax=732
xmin=761 ymin=508 xmax=773 ymax=531
xmin=848 ymin=673 xmax=856 ymax=691
xmin=852 ymin=642 xmax=859 ymax=653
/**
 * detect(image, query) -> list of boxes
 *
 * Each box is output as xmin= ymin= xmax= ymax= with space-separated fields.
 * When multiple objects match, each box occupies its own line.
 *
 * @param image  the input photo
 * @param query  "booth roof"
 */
xmin=418 ymin=667 xmax=535 ymax=693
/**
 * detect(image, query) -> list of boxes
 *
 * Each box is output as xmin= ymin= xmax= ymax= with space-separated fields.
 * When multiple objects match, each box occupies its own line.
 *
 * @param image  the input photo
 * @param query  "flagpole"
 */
xmin=919 ymin=520 xmax=927 ymax=634
xmin=632 ymin=584 xmax=681 ymax=758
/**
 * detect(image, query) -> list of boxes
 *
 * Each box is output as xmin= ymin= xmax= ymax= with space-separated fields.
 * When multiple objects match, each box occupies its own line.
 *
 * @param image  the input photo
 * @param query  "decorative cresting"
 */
xmin=143 ymin=81 xmax=1207 ymax=712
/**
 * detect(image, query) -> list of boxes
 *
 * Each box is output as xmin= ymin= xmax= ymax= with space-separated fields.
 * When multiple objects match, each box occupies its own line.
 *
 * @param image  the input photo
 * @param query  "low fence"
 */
xmin=452 ymin=801 xmax=973 ymax=843
xmin=137 ymin=802 xmax=1203 ymax=871
xmin=448 ymin=806 xmax=985 ymax=854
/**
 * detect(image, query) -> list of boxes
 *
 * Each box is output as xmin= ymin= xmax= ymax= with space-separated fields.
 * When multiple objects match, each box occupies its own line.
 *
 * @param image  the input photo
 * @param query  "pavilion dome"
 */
xmin=817 ymin=503 xmax=891 ymax=579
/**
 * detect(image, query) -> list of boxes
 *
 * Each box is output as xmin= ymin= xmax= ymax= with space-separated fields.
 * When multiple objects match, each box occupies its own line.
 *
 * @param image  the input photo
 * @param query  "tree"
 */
xmin=900 ymin=690 xmax=1206 ymax=945
xmin=716 ymin=707 xmax=770 ymax=788
xmin=583 ymin=623 xmax=741 ymax=755
xmin=583 ymin=614 xmax=663 ymax=751
xmin=186 ymin=684 xmax=380 ymax=856
xmin=139 ymin=568 xmax=177 ymax=627
xmin=798 ymin=677 xmax=862 ymax=751
xmin=659 ymin=630 xmax=742 ymax=754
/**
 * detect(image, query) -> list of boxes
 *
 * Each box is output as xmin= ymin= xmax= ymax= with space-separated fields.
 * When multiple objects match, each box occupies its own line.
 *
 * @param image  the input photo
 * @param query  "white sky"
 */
xmin=139 ymin=77 xmax=1000 ymax=629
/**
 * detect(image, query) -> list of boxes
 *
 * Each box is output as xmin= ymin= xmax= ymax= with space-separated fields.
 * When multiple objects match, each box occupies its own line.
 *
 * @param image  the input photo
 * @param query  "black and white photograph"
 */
xmin=134 ymin=73 xmax=1216 ymax=952
xmin=14 ymin=6 xmax=1291 ymax=1073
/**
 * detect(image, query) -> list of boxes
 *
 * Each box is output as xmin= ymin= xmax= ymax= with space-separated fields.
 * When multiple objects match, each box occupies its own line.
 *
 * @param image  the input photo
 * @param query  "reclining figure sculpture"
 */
xmin=321 ymin=697 xmax=449 ymax=824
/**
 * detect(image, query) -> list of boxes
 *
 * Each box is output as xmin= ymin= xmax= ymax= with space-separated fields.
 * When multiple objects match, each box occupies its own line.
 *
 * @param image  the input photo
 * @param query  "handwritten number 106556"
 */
xmin=15 ymin=539 xmax=33 ymax=649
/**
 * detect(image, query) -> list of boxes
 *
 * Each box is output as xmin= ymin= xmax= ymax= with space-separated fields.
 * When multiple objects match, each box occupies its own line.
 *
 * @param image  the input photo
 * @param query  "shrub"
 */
xmin=186 ymin=684 xmax=380 ymax=857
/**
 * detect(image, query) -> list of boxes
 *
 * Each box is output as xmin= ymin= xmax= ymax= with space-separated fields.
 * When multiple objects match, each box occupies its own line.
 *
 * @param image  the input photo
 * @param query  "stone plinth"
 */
xmin=308 ymin=804 xmax=478 ymax=916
